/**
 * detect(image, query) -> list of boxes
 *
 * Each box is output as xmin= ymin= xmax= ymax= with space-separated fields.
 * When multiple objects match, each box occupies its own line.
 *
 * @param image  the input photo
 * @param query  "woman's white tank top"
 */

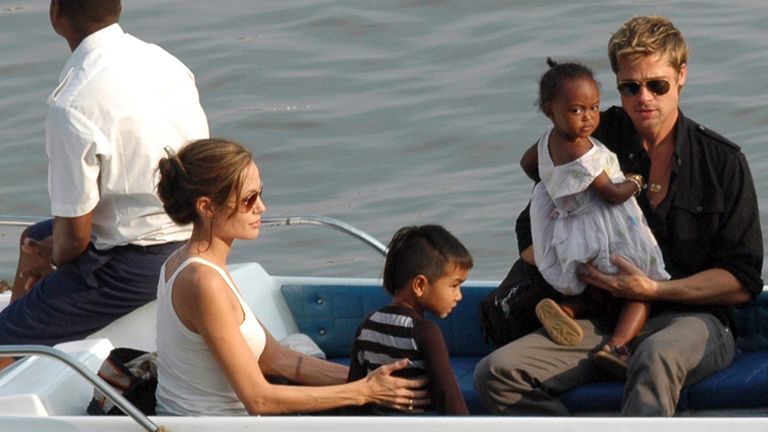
xmin=155 ymin=256 xmax=266 ymax=416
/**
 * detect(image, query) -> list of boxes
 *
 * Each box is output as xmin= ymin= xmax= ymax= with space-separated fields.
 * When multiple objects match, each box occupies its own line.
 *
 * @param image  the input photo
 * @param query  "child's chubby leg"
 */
xmin=606 ymin=300 xmax=649 ymax=348
xmin=593 ymin=300 xmax=650 ymax=378
xmin=535 ymin=294 xmax=587 ymax=346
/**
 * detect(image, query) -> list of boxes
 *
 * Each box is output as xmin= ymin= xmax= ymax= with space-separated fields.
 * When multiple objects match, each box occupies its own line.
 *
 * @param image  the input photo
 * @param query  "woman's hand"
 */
xmin=579 ymin=255 xmax=659 ymax=301
xmin=362 ymin=359 xmax=430 ymax=412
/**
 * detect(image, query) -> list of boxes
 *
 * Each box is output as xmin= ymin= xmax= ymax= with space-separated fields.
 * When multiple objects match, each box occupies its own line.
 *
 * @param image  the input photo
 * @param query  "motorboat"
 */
xmin=0 ymin=215 xmax=766 ymax=432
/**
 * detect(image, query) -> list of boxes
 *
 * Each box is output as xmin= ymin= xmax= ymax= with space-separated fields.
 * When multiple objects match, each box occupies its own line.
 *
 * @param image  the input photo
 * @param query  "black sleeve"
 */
xmin=413 ymin=319 xmax=468 ymax=415
xmin=515 ymin=201 xmax=533 ymax=254
xmin=710 ymin=152 xmax=764 ymax=298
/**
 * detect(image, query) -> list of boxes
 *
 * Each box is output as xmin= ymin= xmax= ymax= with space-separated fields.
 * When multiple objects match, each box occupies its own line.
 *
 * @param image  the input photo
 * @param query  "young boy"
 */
xmin=347 ymin=225 xmax=472 ymax=415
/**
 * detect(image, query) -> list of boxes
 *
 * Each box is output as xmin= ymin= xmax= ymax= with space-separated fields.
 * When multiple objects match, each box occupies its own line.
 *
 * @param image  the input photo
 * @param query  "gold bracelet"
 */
xmin=626 ymin=175 xmax=643 ymax=196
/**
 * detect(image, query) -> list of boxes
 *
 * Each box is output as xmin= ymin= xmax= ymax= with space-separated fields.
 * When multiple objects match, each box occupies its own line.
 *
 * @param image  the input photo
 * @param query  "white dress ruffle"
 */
xmin=530 ymin=130 xmax=670 ymax=295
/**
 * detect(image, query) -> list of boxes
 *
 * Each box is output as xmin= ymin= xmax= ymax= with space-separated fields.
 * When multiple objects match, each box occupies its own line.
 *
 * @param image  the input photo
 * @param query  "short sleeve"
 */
xmin=542 ymin=144 xmax=606 ymax=200
xmin=45 ymin=105 xmax=107 ymax=217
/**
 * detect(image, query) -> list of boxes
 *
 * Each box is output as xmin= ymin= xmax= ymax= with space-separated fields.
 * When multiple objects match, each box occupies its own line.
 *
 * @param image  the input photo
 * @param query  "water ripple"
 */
xmin=1 ymin=0 xmax=767 ymax=279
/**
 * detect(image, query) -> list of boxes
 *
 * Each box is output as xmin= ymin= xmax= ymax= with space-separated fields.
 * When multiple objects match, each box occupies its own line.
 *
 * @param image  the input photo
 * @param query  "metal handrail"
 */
xmin=262 ymin=215 xmax=388 ymax=256
xmin=0 ymin=214 xmax=388 ymax=256
xmin=0 ymin=215 xmax=45 ymax=227
xmin=0 ymin=345 xmax=164 ymax=432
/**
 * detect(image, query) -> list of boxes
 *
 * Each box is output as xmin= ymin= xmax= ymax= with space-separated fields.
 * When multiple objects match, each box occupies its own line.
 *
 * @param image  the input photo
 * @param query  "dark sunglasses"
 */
xmin=616 ymin=79 xmax=671 ymax=97
xmin=240 ymin=184 xmax=263 ymax=212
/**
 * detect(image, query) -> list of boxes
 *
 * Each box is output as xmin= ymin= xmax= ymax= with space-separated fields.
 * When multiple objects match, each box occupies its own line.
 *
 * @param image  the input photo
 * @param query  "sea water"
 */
xmin=0 ymin=0 xmax=766 ymax=281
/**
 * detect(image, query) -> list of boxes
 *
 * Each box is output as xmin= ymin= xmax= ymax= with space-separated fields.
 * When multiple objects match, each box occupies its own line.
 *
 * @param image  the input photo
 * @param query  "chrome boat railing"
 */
xmin=0 ymin=214 xmax=388 ymax=256
xmin=261 ymin=215 xmax=387 ymax=256
xmin=0 ymin=345 xmax=164 ymax=432
xmin=0 ymin=215 xmax=45 ymax=227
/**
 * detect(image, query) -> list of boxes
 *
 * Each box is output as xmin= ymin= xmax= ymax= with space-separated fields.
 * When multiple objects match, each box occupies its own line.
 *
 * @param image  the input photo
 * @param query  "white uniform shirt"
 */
xmin=45 ymin=24 xmax=209 ymax=249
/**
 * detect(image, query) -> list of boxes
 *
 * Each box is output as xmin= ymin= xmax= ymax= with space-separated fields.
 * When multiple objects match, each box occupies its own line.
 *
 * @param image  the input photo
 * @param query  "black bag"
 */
xmin=87 ymin=347 xmax=158 ymax=416
xmin=480 ymin=259 xmax=562 ymax=348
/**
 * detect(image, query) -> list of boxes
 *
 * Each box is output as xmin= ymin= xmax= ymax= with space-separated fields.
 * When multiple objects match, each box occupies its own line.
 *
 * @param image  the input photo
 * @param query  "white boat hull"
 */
xmin=4 ymin=413 xmax=768 ymax=432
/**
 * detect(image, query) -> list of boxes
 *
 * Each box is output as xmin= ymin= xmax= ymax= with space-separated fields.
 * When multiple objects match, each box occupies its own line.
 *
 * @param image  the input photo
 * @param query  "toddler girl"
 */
xmin=524 ymin=59 xmax=670 ymax=377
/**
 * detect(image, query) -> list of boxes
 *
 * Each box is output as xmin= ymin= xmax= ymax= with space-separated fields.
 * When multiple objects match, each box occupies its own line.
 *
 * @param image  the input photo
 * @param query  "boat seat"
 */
xmin=281 ymin=283 xmax=496 ymax=359
xmin=282 ymin=283 xmax=768 ymax=415
xmin=282 ymin=283 xmax=500 ymax=414
xmin=0 ymin=338 xmax=113 ymax=416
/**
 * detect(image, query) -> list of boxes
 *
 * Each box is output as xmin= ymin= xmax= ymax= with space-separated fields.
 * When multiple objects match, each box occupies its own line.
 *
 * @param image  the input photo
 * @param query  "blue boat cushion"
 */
xmin=560 ymin=380 xmax=625 ymax=413
xmin=450 ymin=356 xmax=487 ymax=414
xmin=732 ymin=294 xmax=768 ymax=351
xmin=281 ymin=284 xmax=768 ymax=414
xmin=281 ymin=284 xmax=495 ymax=359
xmin=281 ymin=284 xmax=388 ymax=359
xmin=560 ymin=378 xmax=691 ymax=412
xmin=685 ymin=351 xmax=768 ymax=409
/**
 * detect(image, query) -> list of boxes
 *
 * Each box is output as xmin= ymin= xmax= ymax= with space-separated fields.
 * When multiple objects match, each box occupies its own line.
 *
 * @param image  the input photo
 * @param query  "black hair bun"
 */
xmin=546 ymin=57 xmax=558 ymax=68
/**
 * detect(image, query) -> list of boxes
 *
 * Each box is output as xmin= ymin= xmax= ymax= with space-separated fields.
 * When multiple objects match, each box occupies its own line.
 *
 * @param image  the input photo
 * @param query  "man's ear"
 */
xmin=677 ymin=63 xmax=687 ymax=90
xmin=50 ymin=0 xmax=64 ymax=32
xmin=411 ymin=274 xmax=429 ymax=297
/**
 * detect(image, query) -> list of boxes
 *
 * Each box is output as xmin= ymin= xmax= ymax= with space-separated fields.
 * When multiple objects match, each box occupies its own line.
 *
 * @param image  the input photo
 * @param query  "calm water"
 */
xmin=0 ymin=0 xmax=766 ymax=281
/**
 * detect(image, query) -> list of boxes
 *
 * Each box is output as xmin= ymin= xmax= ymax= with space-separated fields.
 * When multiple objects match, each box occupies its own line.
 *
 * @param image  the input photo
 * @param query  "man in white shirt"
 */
xmin=0 ymin=0 xmax=209 ymax=367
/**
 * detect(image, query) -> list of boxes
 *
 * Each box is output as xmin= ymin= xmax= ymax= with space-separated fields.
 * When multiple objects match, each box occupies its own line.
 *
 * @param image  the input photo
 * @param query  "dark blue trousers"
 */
xmin=0 ymin=219 xmax=182 ymax=346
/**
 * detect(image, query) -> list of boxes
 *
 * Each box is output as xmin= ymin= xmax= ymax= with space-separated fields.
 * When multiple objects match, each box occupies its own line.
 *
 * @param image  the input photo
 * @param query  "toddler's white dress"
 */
xmin=530 ymin=129 xmax=670 ymax=295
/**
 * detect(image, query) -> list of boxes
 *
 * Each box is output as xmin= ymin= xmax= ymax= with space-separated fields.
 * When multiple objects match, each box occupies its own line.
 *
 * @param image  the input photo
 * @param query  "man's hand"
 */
xmin=579 ymin=255 xmax=659 ymax=301
xmin=19 ymin=236 xmax=55 ymax=291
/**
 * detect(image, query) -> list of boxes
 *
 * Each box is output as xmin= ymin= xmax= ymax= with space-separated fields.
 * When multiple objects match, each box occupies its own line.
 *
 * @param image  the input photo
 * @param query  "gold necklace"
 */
xmin=646 ymin=143 xmax=674 ymax=194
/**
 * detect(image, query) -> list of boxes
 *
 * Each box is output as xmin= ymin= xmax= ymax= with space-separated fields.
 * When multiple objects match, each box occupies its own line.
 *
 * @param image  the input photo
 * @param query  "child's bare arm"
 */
xmin=591 ymin=172 xmax=643 ymax=204
xmin=520 ymin=143 xmax=539 ymax=181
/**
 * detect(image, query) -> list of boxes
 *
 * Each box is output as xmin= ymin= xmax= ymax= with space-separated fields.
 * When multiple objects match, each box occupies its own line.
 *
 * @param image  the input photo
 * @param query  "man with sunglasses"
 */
xmin=0 ymin=0 xmax=209 ymax=369
xmin=474 ymin=15 xmax=763 ymax=416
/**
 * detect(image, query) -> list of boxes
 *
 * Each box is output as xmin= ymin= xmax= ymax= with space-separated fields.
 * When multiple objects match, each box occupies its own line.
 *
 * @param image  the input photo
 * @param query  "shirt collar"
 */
xmin=59 ymin=23 xmax=124 ymax=82
xmin=621 ymin=107 xmax=686 ymax=167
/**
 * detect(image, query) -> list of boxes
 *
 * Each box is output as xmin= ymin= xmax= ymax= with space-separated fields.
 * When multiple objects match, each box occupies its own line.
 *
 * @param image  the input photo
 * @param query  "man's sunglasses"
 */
xmin=616 ymin=79 xmax=671 ymax=97
xmin=240 ymin=184 xmax=263 ymax=212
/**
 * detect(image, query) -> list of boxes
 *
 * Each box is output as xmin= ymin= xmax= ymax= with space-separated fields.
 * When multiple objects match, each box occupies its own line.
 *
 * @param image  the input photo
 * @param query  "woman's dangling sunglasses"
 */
xmin=240 ymin=184 xmax=263 ymax=212
xmin=616 ymin=79 xmax=671 ymax=97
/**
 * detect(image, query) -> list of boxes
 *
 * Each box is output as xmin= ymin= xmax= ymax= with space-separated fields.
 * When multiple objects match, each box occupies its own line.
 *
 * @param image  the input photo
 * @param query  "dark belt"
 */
xmin=106 ymin=240 xmax=185 ymax=255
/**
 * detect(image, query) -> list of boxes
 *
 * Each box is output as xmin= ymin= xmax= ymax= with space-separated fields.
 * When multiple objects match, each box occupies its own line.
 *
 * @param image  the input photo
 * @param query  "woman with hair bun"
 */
xmin=154 ymin=138 xmax=427 ymax=415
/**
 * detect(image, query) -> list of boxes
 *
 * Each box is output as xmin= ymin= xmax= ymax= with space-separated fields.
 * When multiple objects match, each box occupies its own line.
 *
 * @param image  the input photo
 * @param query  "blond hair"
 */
xmin=608 ymin=16 xmax=688 ymax=74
